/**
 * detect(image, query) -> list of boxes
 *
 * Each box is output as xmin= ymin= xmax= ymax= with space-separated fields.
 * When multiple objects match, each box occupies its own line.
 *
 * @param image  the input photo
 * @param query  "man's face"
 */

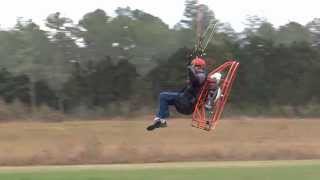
xmin=194 ymin=65 xmax=203 ymax=71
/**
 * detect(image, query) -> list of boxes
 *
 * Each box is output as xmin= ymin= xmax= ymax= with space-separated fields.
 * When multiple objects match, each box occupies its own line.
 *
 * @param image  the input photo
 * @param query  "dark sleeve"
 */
xmin=187 ymin=66 xmax=206 ymax=86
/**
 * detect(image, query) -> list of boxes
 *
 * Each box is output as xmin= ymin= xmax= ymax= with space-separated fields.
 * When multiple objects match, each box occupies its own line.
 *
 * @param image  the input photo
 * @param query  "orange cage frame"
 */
xmin=192 ymin=60 xmax=240 ymax=131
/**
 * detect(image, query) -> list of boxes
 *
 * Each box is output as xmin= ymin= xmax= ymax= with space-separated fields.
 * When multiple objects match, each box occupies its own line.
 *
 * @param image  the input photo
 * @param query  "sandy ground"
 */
xmin=1 ymin=117 xmax=320 ymax=165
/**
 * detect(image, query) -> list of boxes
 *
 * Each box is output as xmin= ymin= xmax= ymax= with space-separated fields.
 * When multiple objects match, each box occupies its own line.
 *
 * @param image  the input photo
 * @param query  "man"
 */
xmin=146 ymin=57 xmax=207 ymax=131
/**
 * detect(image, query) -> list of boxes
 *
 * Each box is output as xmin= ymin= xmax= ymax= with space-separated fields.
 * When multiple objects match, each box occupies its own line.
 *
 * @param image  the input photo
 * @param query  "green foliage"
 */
xmin=34 ymin=80 xmax=58 ymax=108
xmin=306 ymin=18 xmax=320 ymax=47
xmin=147 ymin=47 xmax=192 ymax=96
xmin=0 ymin=68 xmax=57 ymax=109
xmin=0 ymin=3 xmax=320 ymax=117
xmin=0 ymin=68 xmax=30 ymax=104
xmin=63 ymin=57 xmax=138 ymax=112
xmin=276 ymin=22 xmax=312 ymax=45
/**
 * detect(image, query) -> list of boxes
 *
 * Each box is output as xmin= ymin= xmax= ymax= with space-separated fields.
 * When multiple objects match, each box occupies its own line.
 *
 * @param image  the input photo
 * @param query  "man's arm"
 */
xmin=187 ymin=66 xmax=206 ymax=86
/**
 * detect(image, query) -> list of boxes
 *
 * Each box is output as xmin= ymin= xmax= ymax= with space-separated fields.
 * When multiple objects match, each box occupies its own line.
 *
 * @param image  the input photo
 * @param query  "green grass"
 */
xmin=1 ymin=162 xmax=320 ymax=180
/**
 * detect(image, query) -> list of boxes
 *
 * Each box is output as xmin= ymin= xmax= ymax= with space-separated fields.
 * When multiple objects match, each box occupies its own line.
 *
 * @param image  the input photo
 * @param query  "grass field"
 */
xmin=1 ymin=117 xmax=320 ymax=165
xmin=1 ymin=160 xmax=320 ymax=180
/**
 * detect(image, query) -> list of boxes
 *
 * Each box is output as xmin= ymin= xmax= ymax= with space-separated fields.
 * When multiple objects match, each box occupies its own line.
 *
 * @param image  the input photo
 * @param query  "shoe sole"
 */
xmin=147 ymin=123 xmax=167 ymax=131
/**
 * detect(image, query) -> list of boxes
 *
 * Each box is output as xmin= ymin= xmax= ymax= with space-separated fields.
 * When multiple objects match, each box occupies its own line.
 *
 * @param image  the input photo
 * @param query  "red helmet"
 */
xmin=191 ymin=57 xmax=206 ymax=67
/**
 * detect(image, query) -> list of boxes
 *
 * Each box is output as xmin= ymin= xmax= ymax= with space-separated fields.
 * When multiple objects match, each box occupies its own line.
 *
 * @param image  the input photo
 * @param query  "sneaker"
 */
xmin=160 ymin=121 xmax=167 ymax=128
xmin=146 ymin=121 xmax=167 ymax=131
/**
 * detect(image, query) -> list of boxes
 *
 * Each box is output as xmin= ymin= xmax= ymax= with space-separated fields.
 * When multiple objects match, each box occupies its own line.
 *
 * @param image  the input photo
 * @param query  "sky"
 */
xmin=0 ymin=0 xmax=319 ymax=32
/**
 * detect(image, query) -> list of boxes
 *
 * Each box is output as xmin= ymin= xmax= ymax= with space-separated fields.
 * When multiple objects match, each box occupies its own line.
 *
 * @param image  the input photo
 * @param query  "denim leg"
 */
xmin=156 ymin=91 xmax=179 ymax=119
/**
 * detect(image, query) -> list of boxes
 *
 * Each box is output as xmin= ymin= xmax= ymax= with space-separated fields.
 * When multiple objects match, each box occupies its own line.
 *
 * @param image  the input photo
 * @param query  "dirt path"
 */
xmin=1 ymin=117 xmax=320 ymax=165
xmin=1 ymin=160 xmax=320 ymax=172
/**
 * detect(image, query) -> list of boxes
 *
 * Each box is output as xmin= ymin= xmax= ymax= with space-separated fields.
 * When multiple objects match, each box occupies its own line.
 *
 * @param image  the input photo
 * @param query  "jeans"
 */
xmin=156 ymin=91 xmax=180 ymax=119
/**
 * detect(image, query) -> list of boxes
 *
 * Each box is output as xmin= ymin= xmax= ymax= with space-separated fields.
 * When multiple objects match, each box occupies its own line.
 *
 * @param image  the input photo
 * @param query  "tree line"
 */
xmin=0 ymin=0 xmax=320 ymax=117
